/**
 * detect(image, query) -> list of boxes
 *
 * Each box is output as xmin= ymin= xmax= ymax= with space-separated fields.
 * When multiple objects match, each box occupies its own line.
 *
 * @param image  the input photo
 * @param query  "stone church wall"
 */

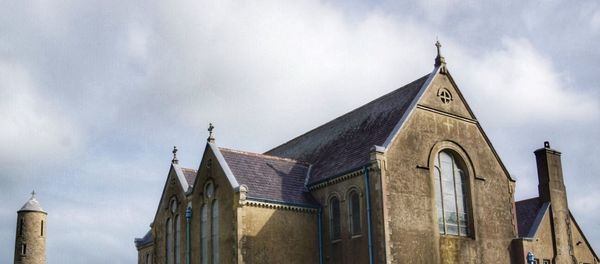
xmin=383 ymin=74 xmax=517 ymax=263
xmin=239 ymin=205 xmax=318 ymax=263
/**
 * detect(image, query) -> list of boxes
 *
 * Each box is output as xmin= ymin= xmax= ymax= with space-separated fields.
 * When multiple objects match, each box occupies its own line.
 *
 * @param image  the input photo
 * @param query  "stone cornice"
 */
xmin=307 ymin=166 xmax=376 ymax=191
xmin=244 ymin=198 xmax=318 ymax=213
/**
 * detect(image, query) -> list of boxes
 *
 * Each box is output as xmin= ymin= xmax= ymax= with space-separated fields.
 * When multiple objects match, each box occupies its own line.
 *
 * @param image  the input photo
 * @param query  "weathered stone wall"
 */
xmin=515 ymin=213 xmax=599 ymax=264
xmin=571 ymin=216 xmax=598 ymax=264
xmin=152 ymin=167 xmax=189 ymax=264
xmin=311 ymin=173 xmax=371 ymax=264
xmin=138 ymin=244 xmax=154 ymax=264
xmin=190 ymin=149 xmax=236 ymax=264
xmin=383 ymin=73 xmax=517 ymax=263
xmin=239 ymin=205 xmax=318 ymax=263
xmin=14 ymin=211 xmax=46 ymax=264
xmin=514 ymin=211 xmax=555 ymax=264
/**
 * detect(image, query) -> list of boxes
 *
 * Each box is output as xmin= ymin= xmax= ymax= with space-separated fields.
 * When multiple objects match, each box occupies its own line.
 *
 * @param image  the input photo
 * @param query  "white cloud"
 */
xmin=591 ymin=9 xmax=600 ymax=32
xmin=0 ymin=61 xmax=82 ymax=166
xmin=455 ymin=38 xmax=599 ymax=127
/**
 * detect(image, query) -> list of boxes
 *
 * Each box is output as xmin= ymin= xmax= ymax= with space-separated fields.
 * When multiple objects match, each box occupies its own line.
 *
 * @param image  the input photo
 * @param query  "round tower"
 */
xmin=14 ymin=191 xmax=47 ymax=264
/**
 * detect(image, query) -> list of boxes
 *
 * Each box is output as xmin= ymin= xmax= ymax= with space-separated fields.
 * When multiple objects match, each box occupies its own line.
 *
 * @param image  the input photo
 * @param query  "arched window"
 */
xmin=166 ymin=218 xmax=173 ymax=264
xmin=348 ymin=190 xmax=361 ymax=236
xmin=211 ymin=199 xmax=219 ymax=264
xmin=146 ymin=253 xmax=151 ymax=264
xmin=329 ymin=196 xmax=341 ymax=240
xmin=201 ymin=204 xmax=208 ymax=264
xmin=434 ymin=150 xmax=470 ymax=236
xmin=175 ymin=214 xmax=181 ymax=264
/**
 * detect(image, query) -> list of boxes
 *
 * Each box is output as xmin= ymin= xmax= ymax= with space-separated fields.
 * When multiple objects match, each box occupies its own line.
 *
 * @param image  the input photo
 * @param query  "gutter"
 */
xmin=364 ymin=166 xmax=375 ymax=264
xmin=318 ymin=207 xmax=324 ymax=264
xmin=185 ymin=206 xmax=192 ymax=264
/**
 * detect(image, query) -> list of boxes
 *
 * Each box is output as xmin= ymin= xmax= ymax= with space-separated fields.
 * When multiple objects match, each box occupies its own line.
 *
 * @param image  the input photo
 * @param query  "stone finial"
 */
xmin=31 ymin=190 xmax=36 ymax=198
xmin=172 ymin=146 xmax=179 ymax=164
xmin=207 ymin=123 xmax=215 ymax=143
xmin=544 ymin=141 xmax=550 ymax=148
xmin=434 ymin=40 xmax=446 ymax=67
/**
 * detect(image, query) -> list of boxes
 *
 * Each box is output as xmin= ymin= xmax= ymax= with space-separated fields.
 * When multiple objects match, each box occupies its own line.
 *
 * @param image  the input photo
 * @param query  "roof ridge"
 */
xmin=265 ymin=74 xmax=430 ymax=155
xmin=180 ymin=167 xmax=197 ymax=172
xmin=219 ymin=147 xmax=310 ymax=165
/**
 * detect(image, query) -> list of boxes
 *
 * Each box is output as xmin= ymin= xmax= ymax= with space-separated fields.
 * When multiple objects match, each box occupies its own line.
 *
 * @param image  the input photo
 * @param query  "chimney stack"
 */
xmin=534 ymin=141 xmax=573 ymax=262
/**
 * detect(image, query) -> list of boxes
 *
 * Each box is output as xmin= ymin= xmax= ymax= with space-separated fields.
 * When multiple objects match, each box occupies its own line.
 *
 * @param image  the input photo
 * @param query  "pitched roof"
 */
xmin=181 ymin=168 xmax=197 ymax=187
xmin=515 ymin=197 xmax=543 ymax=237
xmin=219 ymin=148 xmax=313 ymax=205
xmin=19 ymin=193 xmax=46 ymax=213
xmin=134 ymin=230 xmax=153 ymax=249
xmin=266 ymin=74 xmax=430 ymax=184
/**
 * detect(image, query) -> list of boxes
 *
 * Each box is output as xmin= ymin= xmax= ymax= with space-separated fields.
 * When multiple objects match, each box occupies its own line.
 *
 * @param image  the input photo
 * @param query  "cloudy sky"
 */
xmin=1 ymin=0 xmax=599 ymax=263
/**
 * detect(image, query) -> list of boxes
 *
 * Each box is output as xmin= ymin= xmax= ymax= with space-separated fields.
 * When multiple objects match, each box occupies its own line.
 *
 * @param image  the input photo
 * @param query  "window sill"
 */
xmin=331 ymin=239 xmax=342 ymax=244
xmin=351 ymin=234 xmax=363 ymax=239
xmin=439 ymin=234 xmax=474 ymax=240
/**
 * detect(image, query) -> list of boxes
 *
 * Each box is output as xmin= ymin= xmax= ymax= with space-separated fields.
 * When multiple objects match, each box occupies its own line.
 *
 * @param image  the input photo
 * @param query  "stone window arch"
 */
xmin=211 ymin=199 xmax=219 ymax=264
xmin=200 ymin=204 xmax=208 ymax=264
xmin=166 ymin=217 xmax=173 ymax=264
xmin=346 ymin=188 xmax=362 ymax=236
xmin=433 ymin=149 xmax=471 ymax=236
xmin=329 ymin=195 xmax=341 ymax=240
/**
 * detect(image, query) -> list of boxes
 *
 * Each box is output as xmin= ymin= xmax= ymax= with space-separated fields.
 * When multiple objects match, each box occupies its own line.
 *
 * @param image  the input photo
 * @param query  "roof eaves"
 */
xmin=208 ymin=142 xmax=240 ymax=191
xmin=382 ymin=65 xmax=440 ymax=150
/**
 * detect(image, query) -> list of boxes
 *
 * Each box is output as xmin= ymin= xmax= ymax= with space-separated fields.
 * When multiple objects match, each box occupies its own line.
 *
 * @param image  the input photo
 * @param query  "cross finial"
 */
xmin=172 ymin=146 xmax=179 ymax=164
xmin=31 ymin=190 xmax=36 ymax=198
xmin=434 ymin=39 xmax=446 ymax=67
xmin=207 ymin=123 xmax=215 ymax=143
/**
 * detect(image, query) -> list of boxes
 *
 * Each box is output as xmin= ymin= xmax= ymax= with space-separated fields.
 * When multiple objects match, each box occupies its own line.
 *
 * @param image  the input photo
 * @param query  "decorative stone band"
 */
xmin=308 ymin=166 xmax=375 ymax=191
xmin=245 ymin=198 xmax=318 ymax=213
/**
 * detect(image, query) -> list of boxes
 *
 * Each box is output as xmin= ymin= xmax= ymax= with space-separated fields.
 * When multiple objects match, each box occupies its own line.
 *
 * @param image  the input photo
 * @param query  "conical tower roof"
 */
xmin=18 ymin=191 xmax=46 ymax=214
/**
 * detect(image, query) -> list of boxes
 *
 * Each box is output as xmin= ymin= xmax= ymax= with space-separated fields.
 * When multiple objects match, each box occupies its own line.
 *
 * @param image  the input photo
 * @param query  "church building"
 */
xmin=135 ymin=42 xmax=598 ymax=264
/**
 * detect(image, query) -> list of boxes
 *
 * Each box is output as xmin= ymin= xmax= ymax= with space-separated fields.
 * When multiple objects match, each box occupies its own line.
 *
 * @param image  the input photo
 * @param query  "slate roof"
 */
xmin=181 ymin=168 xmax=197 ymax=187
xmin=219 ymin=148 xmax=313 ymax=205
xmin=134 ymin=230 xmax=153 ymax=249
xmin=19 ymin=194 xmax=46 ymax=213
xmin=266 ymin=74 xmax=430 ymax=184
xmin=515 ymin=197 xmax=542 ymax=237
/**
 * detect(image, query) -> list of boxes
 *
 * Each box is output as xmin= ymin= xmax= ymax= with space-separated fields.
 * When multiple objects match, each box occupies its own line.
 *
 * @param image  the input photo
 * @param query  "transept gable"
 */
xmin=416 ymin=71 xmax=476 ymax=121
xmin=381 ymin=65 xmax=515 ymax=182
xmin=191 ymin=142 xmax=240 ymax=194
xmin=151 ymin=162 xmax=195 ymax=225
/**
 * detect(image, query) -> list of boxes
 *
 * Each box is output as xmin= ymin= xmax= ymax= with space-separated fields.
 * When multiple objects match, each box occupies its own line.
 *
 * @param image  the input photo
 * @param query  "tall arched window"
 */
xmin=166 ymin=218 xmax=173 ymax=264
xmin=329 ymin=196 xmax=341 ymax=240
xmin=146 ymin=253 xmax=151 ymax=264
xmin=201 ymin=204 xmax=208 ymax=264
xmin=211 ymin=199 xmax=219 ymax=264
xmin=348 ymin=190 xmax=361 ymax=236
xmin=434 ymin=150 xmax=470 ymax=236
xmin=175 ymin=214 xmax=180 ymax=264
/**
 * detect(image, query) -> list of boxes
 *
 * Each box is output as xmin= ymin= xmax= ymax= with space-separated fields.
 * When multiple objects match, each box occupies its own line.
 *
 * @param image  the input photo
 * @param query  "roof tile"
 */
xmin=515 ymin=197 xmax=541 ymax=237
xmin=266 ymin=74 xmax=429 ymax=184
xmin=219 ymin=148 xmax=313 ymax=205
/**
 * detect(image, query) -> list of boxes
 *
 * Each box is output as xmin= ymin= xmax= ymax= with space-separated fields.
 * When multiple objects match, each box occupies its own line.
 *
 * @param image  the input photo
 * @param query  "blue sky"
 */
xmin=1 ymin=0 xmax=599 ymax=263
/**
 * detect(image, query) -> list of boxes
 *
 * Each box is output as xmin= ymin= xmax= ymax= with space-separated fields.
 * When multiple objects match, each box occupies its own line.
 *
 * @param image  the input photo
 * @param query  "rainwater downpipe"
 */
xmin=364 ymin=166 xmax=375 ymax=264
xmin=185 ymin=206 xmax=192 ymax=264
xmin=318 ymin=207 xmax=324 ymax=264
